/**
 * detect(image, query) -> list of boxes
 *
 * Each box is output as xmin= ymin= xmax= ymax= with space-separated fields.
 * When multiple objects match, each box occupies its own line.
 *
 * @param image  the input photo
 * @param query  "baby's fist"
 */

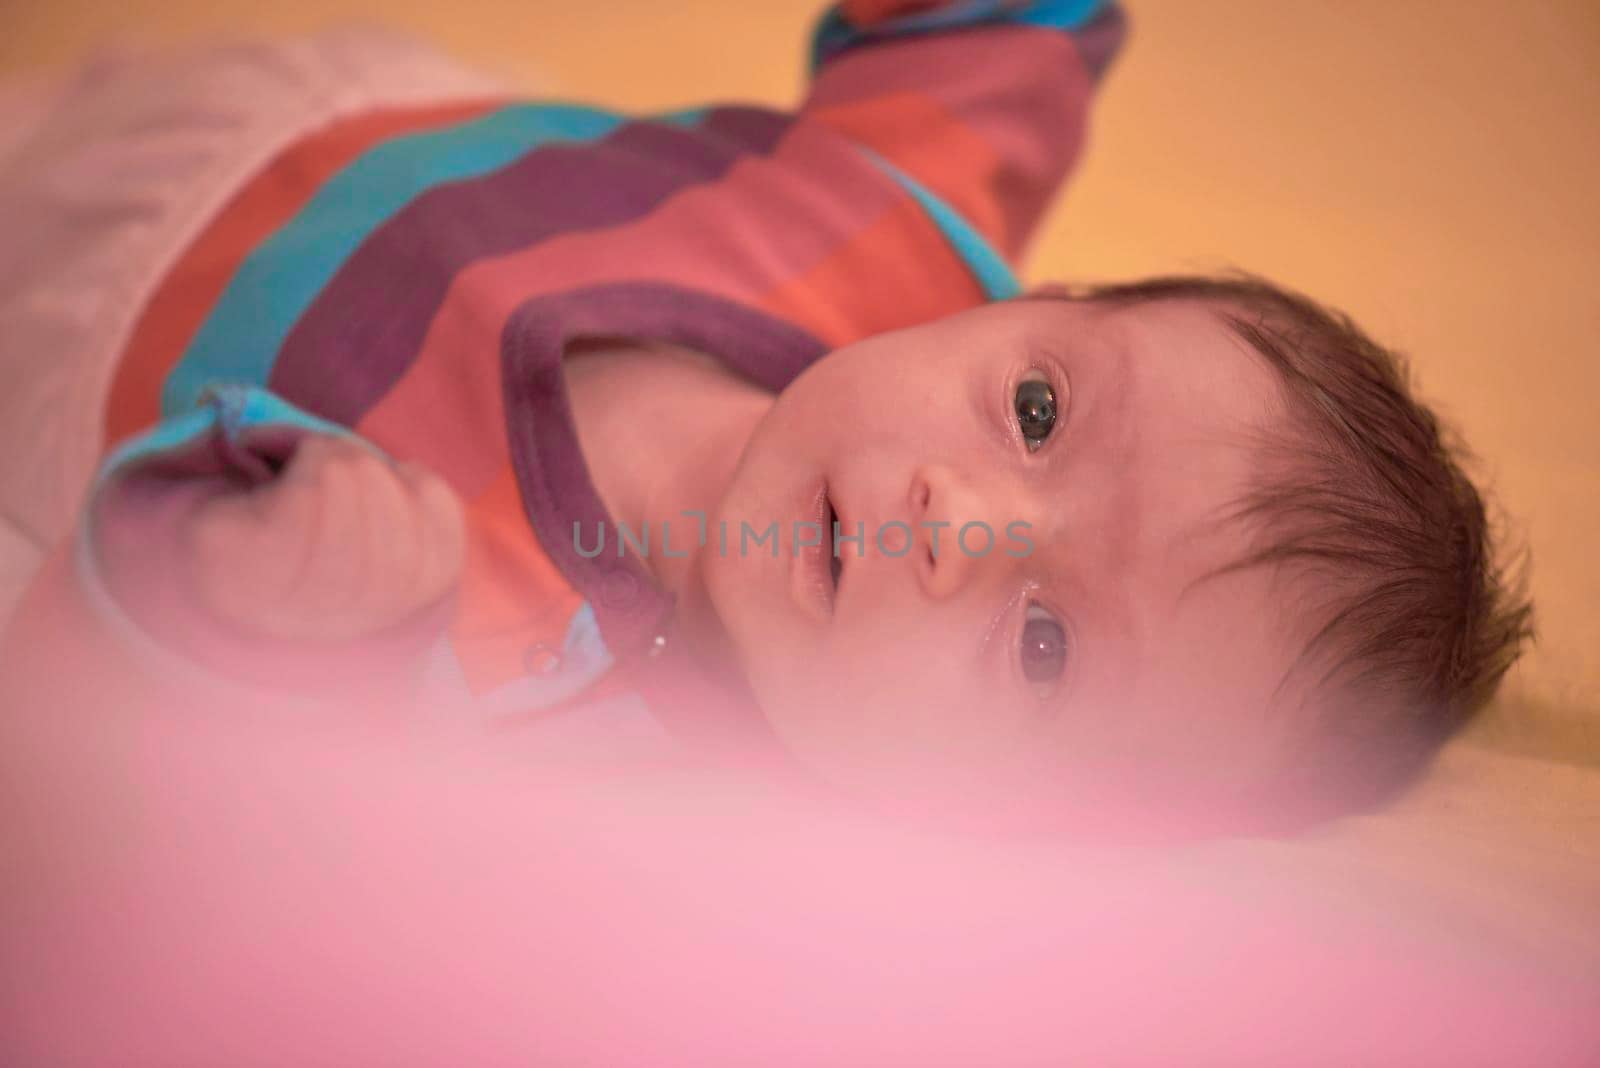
xmin=185 ymin=435 xmax=465 ymax=641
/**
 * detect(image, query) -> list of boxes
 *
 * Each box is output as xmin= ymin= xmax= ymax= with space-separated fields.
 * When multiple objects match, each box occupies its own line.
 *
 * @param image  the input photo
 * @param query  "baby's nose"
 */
xmin=907 ymin=465 xmax=1004 ymax=600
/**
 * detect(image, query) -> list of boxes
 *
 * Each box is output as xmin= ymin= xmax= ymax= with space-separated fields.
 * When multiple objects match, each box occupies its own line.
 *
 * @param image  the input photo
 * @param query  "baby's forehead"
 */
xmin=1097 ymin=293 xmax=1279 ymax=372
xmin=1008 ymin=291 xmax=1287 ymax=406
xmin=1072 ymin=297 xmax=1287 ymax=454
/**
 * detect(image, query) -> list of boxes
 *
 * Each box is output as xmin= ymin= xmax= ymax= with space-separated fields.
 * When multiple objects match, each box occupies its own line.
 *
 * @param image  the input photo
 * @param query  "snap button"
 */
xmin=522 ymin=642 xmax=562 ymax=676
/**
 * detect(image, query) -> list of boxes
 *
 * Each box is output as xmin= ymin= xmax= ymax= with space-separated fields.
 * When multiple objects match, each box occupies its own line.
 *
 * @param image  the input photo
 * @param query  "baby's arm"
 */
xmin=802 ymin=0 xmax=1126 ymax=263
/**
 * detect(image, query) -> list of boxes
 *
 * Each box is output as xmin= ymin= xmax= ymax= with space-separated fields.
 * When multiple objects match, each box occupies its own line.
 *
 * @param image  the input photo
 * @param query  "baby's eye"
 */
xmin=1019 ymin=601 xmax=1068 ymax=686
xmin=1014 ymin=374 xmax=1056 ymax=451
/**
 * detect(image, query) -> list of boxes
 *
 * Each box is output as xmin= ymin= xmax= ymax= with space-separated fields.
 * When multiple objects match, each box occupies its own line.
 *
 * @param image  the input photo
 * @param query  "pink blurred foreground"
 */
xmin=4 ymin=676 xmax=1597 ymax=1066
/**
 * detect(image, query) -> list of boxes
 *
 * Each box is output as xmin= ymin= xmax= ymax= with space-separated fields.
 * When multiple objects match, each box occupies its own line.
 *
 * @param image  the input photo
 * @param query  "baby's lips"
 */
xmin=789 ymin=479 xmax=836 ymax=625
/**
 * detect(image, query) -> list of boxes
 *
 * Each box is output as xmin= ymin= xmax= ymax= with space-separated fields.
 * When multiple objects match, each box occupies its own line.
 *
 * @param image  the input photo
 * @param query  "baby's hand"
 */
xmin=184 ymin=436 xmax=465 ymax=641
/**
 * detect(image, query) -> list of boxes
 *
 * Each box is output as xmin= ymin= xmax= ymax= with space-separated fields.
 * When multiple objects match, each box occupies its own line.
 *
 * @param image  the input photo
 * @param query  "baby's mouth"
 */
xmin=791 ymin=479 xmax=838 ymax=625
xmin=826 ymin=496 xmax=843 ymax=593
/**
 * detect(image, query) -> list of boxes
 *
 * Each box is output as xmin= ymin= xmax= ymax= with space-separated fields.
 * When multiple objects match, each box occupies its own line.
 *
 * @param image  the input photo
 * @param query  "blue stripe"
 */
xmin=1011 ymin=0 xmax=1106 ymax=31
xmin=161 ymin=103 xmax=704 ymax=418
xmin=102 ymin=385 xmax=360 ymax=486
xmin=811 ymin=0 xmax=1105 ymax=69
xmin=858 ymin=149 xmax=1020 ymax=301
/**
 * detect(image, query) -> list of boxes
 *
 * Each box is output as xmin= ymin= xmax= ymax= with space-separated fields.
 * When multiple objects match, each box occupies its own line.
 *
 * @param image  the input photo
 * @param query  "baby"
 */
xmin=0 ymin=2 xmax=1531 ymax=833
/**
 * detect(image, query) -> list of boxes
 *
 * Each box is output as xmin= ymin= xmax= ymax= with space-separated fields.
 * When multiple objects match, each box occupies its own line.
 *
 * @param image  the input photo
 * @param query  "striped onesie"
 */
xmin=0 ymin=2 xmax=1124 ymax=750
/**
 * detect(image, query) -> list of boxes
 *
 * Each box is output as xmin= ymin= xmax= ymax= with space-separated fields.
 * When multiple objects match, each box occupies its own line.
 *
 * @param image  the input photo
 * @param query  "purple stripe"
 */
xmin=268 ymin=107 xmax=792 ymax=426
xmin=1074 ymin=4 xmax=1128 ymax=84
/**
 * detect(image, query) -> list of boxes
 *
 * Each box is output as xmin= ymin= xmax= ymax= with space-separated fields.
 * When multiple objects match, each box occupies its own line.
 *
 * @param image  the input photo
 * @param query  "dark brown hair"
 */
xmin=1065 ymin=274 xmax=1534 ymax=829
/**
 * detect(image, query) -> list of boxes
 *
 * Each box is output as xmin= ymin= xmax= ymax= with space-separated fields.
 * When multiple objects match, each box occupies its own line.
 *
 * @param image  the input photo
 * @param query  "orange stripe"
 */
xmin=808 ymin=92 xmax=1008 ymax=260
xmin=753 ymin=197 xmax=986 ymax=344
xmin=103 ymin=98 xmax=505 ymax=447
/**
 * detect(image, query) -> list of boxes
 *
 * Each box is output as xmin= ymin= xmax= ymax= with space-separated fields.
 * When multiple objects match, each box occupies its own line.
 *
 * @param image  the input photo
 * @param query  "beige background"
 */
xmin=4 ymin=1 xmax=1597 ymax=969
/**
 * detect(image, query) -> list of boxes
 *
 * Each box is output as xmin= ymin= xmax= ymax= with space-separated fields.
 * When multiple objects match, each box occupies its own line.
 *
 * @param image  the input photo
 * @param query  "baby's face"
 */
xmin=703 ymin=297 xmax=1304 ymax=812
